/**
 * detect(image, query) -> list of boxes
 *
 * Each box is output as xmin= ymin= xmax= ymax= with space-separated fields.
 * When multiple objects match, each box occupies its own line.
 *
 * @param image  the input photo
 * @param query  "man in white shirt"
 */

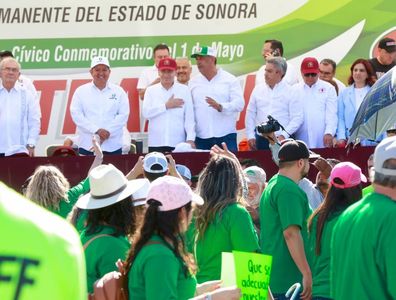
xmin=142 ymin=57 xmax=195 ymax=153
xmin=319 ymin=58 xmax=346 ymax=94
xmin=0 ymin=57 xmax=41 ymax=157
xmin=294 ymin=57 xmax=338 ymax=148
xmin=70 ymin=56 xmax=129 ymax=155
xmin=255 ymin=39 xmax=299 ymax=87
xmin=176 ymin=57 xmax=193 ymax=85
xmin=189 ymin=46 xmax=244 ymax=151
xmin=0 ymin=50 xmax=38 ymax=99
xmin=137 ymin=43 xmax=170 ymax=100
xmin=246 ymin=57 xmax=303 ymax=150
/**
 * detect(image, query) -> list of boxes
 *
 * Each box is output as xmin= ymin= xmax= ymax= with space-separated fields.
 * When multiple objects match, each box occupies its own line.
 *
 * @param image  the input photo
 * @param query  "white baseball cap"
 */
xmin=243 ymin=166 xmax=267 ymax=184
xmin=90 ymin=56 xmax=110 ymax=69
xmin=374 ymin=136 xmax=396 ymax=176
xmin=143 ymin=152 xmax=168 ymax=173
xmin=191 ymin=46 xmax=217 ymax=58
xmin=176 ymin=164 xmax=192 ymax=181
xmin=131 ymin=178 xmax=150 ymax=207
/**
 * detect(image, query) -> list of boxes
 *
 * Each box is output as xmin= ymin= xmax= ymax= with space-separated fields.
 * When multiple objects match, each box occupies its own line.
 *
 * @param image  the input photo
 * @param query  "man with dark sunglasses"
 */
xmin=294 ymin=57 xmax=338 ymax=149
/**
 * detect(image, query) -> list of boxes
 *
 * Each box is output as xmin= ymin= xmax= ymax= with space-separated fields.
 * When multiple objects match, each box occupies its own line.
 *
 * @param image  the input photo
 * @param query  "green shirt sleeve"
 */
xmin=67 ymin=178 xmax=90 ymax=206
xmin=143 ymin=254 xmax=179 ymax=300
xmin=56 ymin=178 xmax=90 ymax=219
xmin=277 ymin=190 xmax=305 ymax=231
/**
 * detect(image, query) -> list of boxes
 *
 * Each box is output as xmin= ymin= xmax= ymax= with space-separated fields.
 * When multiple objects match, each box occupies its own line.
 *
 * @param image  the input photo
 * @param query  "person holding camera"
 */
xmin=246 ymin=57 xmax=303 ymax=150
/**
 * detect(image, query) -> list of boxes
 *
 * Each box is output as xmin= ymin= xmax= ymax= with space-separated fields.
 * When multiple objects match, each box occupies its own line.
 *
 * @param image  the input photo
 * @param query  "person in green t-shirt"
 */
xmin=307 ymin=162 xmax=366 ymax=300
xmin=0 ymin=182 xmax=87 ymax=300
xmin=331 ymin=136 xmax=396 ymax=299
xmin=125 ymin=175 xmax=242 ymax=300
xmin=25 ymin=166 xmax=91 ymax=217
xmin=24 ymin=136 xmax=103 ymax=220
xmin=260 ymin=139 xmax=315 ymax=300
xmin=71 ymin=164 xmax=148 ymax=293
xmin=191 ymin=144 xmax=260 ymax=284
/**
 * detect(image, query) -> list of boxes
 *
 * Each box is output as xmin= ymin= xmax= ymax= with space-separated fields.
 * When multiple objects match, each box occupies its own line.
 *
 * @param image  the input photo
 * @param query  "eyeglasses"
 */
xmin=304 ymin=73 xmax=318 ymax=77
xmin=2 ymin=67 xmax=19 ymax=73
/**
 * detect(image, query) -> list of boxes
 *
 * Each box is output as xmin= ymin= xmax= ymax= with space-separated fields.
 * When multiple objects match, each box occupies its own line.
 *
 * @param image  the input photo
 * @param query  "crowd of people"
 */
xmin=2 ymin=133 xmax=396 ymax=299
xmin=1 ymin=37 xmax=396 ymax=300
xmin=1 ymin=37 xmax=395 ymax=157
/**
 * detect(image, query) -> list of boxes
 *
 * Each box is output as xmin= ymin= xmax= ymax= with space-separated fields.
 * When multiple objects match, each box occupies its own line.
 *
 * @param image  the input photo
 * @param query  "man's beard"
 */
xmin=300 ymin=169 xmax=309 ymax=179
xmin=246 ymin=193 xmax=261 ymax=208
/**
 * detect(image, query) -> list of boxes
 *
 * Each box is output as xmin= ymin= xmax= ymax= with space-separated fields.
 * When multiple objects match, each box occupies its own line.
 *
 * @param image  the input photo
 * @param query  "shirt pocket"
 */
xmin=103 ymin=93 xmax=121 ymax=117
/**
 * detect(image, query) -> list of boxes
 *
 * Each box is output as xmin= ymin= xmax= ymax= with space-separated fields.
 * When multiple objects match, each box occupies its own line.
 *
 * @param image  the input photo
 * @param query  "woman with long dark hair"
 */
xmin=336 ymin=58 xmax=376 ymax=146
xmin=72 ymin=164 xmax=146 ymax=293
xmin=307 ymin=162 xmax=366 ymax=299
xmin=192 ymin=144 xmax=260 ymax=283
xmin=125 ymin=175 xmax=241 ymax=300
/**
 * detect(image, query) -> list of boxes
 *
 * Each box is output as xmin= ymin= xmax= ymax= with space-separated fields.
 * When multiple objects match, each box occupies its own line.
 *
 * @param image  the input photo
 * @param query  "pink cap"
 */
xmin=147 ymin=176 xmax=203 ymax=211
xmin=330 ymin=162 xmax=367 ymax=189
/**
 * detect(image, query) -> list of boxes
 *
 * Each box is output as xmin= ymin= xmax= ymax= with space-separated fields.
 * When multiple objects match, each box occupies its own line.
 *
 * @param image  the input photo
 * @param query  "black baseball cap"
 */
xmin=278 ymin=140 xmax=319 ymax=162
xmin=378 ymin=37 xmax=396 ymax=53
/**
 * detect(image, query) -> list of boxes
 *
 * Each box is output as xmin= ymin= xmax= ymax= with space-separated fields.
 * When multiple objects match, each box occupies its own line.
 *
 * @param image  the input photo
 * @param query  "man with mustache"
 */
xmin=176 ymin=57 xmax=193 ymax=85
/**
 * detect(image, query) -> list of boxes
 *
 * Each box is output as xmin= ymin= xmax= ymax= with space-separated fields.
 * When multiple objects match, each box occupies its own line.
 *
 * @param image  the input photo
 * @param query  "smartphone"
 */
xmin=272 ymin=49 xmax=280 ymax=57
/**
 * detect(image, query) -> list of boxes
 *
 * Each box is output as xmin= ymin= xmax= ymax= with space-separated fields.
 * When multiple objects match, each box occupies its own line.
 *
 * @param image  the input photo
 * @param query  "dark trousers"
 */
xmin=148 ymin=146 xmax=175 ymax=153
xmin=255 ymin=132 xmax=270 ymax=150
xmin=195 ymin=133 xmax=238 ymax=152
xmin=78 ymin=148 xmax=122 ymax=155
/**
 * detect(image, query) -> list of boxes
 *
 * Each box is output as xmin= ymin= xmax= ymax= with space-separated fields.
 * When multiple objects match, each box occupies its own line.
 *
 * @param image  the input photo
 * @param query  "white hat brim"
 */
xmin=76 ymin=178 xmax=147 ymax=209
xmin=191 ymin=193 xmax=204 ymax=206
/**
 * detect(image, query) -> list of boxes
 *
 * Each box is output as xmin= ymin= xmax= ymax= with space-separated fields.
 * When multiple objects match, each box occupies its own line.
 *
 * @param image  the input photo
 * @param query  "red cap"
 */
xmin=158 ymin=58 xmax=177 ymax=71
xmin=301 ymin=57 xmax=319 ymax=74
xmin=52 ymin=146 xmax=78 ymax=157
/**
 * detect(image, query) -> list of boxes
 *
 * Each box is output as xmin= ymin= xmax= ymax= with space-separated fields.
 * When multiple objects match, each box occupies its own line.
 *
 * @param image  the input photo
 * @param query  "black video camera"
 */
xmin=256 ymin=115 xmax=281 ymax=134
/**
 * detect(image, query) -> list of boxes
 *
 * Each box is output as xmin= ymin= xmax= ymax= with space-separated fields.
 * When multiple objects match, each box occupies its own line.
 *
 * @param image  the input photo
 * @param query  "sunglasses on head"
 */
xmin=304 ymin=73 xmax=318 ymax=77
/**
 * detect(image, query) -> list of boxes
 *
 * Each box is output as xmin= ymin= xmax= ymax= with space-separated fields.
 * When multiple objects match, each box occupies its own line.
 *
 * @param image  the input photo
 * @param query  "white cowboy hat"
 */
xmin=76 ymin=164 xmax=146 ymax=209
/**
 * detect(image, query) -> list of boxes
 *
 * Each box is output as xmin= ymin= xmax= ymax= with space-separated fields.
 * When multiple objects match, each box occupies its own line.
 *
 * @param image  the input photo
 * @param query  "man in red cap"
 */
xmin=294 ymin=57 xmax=338 ymax=148
xmin=142 ymin=57 xmax=196 ymax=153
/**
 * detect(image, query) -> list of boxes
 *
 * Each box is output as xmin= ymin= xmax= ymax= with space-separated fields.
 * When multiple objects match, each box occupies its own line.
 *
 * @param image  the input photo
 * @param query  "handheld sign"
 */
xmin=233 ymin=251 xmax=272 ymax=300
xmin=221 ymin=252 xmax=236 ymax=286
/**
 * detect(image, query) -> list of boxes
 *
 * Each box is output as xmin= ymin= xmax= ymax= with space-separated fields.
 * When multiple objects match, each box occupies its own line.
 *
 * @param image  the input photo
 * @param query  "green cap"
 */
xmin=191 ymin=46 xmax=217 ymax=58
